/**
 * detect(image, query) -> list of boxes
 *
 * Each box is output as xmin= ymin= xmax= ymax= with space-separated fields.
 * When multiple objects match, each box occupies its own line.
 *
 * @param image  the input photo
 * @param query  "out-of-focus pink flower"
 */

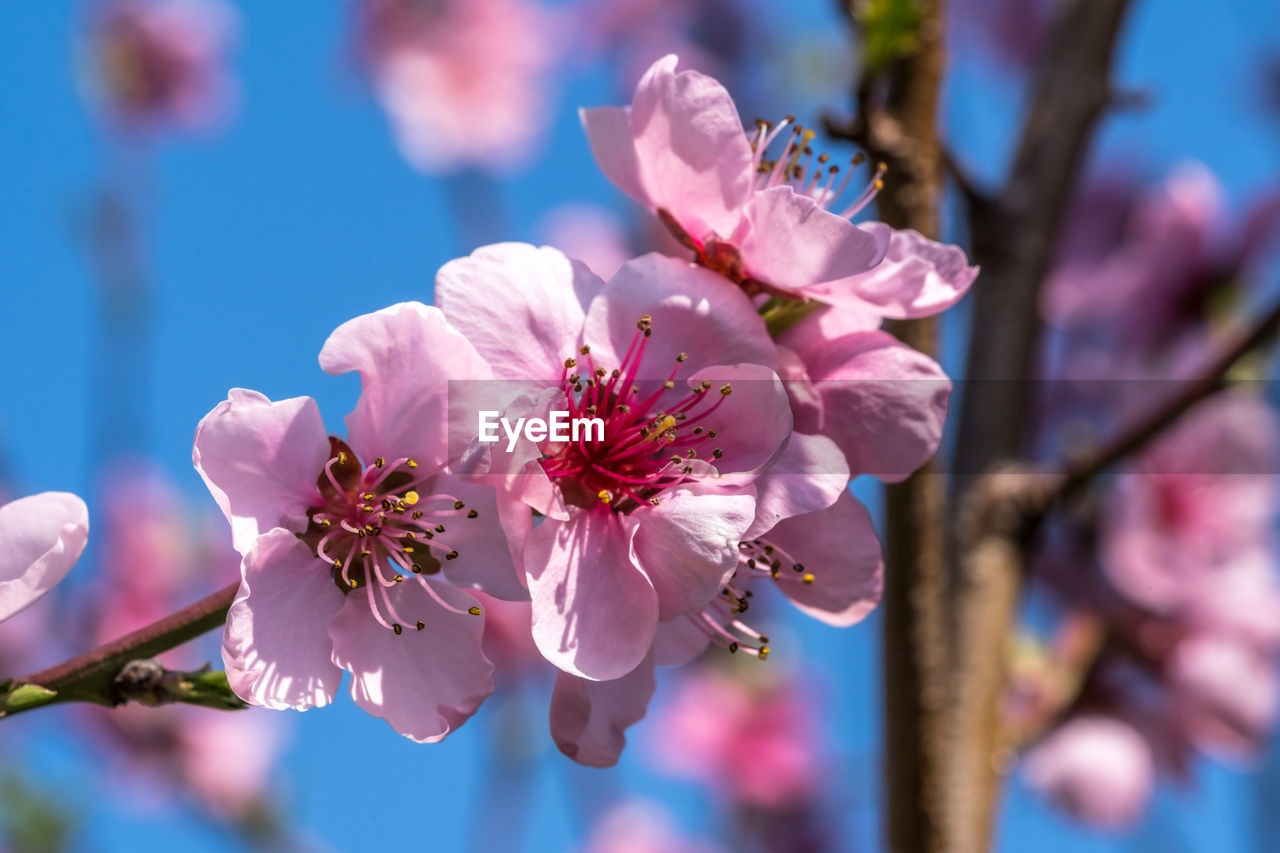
xmin=581 ymin=55 xmax=976 ymax=316
xmin=579 ymin=800 xmax=727 ymax=853
xmin=1044 ymin=163 xmax=1280 ymax=353
xmin=0 ymin=492 xmax=89 ymax=623
xmin=1168 ymin=634 xmax=1279 ymax=760
xmin=194 ymin=302 xmax=521 ymax=742
xmin=355 ymin=0 xmax=558 ymax=173
xmin=84 ymin=0 xmax=236 ymax=132
xmin=438 ymin=244 xmax=805 ymax=681
xmin=538 ymin=205 xmax=633 ymax=281
xmin=1023 ymin=715 xmax=1155 ymax=831
xmin=1101 ymin=392 xmax=1280 ymax=615
xmin=175 ymin=707 xmax=286 ymax=820
xmin=574 ymin=0 xmax=754 ymax=92
xmin=649 ymin=667 xmax=824 ymax=810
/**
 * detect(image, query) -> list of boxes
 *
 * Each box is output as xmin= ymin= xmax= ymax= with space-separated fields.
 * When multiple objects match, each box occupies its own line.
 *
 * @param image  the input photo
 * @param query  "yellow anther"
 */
xmin=597 ymin=489 xmax=613 ymax=504
xmin=802 ymin=573 xmax=816 ymax=584
xmin=406 ymin=458 xmax=419 ymax=469
xmin=403 ymin=491 xmax=420 ymax=506
xmin=468 ymin=606 xmax=482 ymax=616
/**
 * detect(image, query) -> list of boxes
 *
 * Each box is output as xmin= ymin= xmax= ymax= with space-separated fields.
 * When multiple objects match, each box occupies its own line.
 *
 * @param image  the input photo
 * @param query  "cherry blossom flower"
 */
xmin=1023 ymin=715 xmax=1155 ymax=830
xmin=1043 ymin=163 xmax=1280 ymax=355
xmin=0 ymin=492 xmax=89 ymax=624
xmin=648 ymin=666 xmax=824 ymax=810
xmin=776 ymin=308 xmax=952 ymax=483
xmin=437 ymin=243 xmax=819 ymax=681
xmin=1101 ymin=391 xmax=1280 ymax=616
xmin=538 ymin=205 xmax=633 ymax=281
xmin=581 ymin=55 xmax=977 ymax=316
xmin=83 ymin=0 xmax=236 ymax=131
xmin=355 ymin=0 xmax=558 ymax=172
xmin=194 ymin=302 xmax=520 ymax=742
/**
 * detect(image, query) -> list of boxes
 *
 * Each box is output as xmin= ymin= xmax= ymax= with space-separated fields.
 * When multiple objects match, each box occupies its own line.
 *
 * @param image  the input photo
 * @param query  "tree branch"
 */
xmin=1 ymin=582 xmax=239 ymax=718
xmin=1049 ymin=299 xmax=1280 ymax=508
xmin=946 ymin=1 xmax=1135 ymax=850
xmin=836 ymin=2 xmax=952 ymax=849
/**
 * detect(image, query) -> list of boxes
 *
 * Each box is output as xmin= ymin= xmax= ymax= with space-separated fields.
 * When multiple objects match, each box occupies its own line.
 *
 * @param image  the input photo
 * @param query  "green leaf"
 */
xmin=853 ymin=0 xmax=925 ymax=75
xmin=171 ymin=668 xmax=248 ymax=711
xmin=0 ymin=684 xmax=58 ymax=715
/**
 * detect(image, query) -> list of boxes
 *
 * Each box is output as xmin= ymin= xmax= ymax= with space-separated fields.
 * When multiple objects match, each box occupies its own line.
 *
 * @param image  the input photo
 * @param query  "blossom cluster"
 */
xmin=1017 ymin=165 xmax=1280 ymax=828
xmin=181 ymin=55 xmax=974 ymax=760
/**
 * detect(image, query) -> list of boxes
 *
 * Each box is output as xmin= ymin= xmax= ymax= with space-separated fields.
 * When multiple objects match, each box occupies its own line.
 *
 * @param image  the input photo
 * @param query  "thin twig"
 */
xmin=3 ymin=582 xmax=238 ymax=716
xmin=1049 ymin=299 xmax=1280 ymax=507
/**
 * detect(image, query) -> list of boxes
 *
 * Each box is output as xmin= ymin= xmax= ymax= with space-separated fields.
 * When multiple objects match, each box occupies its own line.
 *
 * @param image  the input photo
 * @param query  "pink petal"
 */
xmin=630 ymin=490 xmax=755 ymax=620
xmin=221 ymin=528 xmax=345 ymax=710
xmin=583 ymin=253 xmax=778 ymax=377
xmin=775 ymin=345 xmax=823 ymax=434
xmin=193 ymin=389 xmax=330 ymax=554
xmin=524 ymin=512 xmax=658 ymax=680
xmin=1171 ymin=635 xmax=1279 ymax=758
xmin=621 ymin=54 xmax=755 ymax=239
xmin=1023 ymin=716 xmax=1154 ymax=830
xmin=652 ymin=615 xmax=711 ymax=666
xmin=795 ymin=331 xmax=951 ymax=482
xmin=734 ymin=186 xmax=889 ymax=291
xmin=435 ymin=242 xmax=605 ymax=381
xmin=810 ymin=228 xmax=978 ymax=318
xmin=329 ymin=577 xmax=494 ymax=742
xmin=580 ymin=105 xmax=649 ymax=207
xmin=745 ymin=432 xmax=850 ymax=539
xmin=684 ymin=363 xmax=792 ymax=474
xmin=764 ymin=492 xmax=883 ymax=626
xmin=319 ymin=302 xmax=490 ymax=471
xmin=549 ymin=656 xmax=656 ymax=767
xmin=428 ymin=474 xmax=527 ymax=601
xmin=0 ymin=492 xmax=88 ymax=622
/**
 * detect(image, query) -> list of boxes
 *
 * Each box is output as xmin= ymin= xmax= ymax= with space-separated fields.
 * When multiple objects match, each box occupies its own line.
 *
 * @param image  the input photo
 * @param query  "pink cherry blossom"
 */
xmin=777 ymin=311 xmax=952 ymax=483
xmin=1168 ymin=633 xmax=1279 ymax=760
xmin=175 ymin=707 xmax=286 ymax=820
xmin=0 ymin=492 xmax=89 ymax=624
xmin=1100 ymin=391 xmax=1280 ymax=615
xmin=84 ymin=0 xmax=236 ymax=131
xmin=546 ymin=465 xmax=883 ymax=768
xmin=648 ymin=666 xmax=825 ymax=810
xmin=355 ymin=0 xmax=558 ymax=172
xmin=538 ymin=205 xmax=633 ymax=282
xmin=581 ymin=55 xmax=977 ymax=315
xmin=1023 ymin=715 xmax=1155 ymax=830
xmin=194 ymin=302 xmax=520 ymax=742
xmin=1043 ymin=163 xmax=1280 ymax=353
xmin=437 ymin=243 xmax=821 ymax=681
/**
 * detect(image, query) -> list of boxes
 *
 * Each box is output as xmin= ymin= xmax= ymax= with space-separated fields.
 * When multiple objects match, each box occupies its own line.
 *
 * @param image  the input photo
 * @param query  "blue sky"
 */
xmin=1 ymin=1 xmax=1278 ymax=850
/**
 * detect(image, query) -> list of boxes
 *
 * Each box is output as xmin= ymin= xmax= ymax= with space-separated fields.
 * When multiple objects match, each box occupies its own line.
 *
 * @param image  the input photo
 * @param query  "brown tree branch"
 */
xmin=2 ymin=582 xmax=239 ymax=717
xmin=946 ymin=1 xmax=1135 ymax=850
xmin=837 ymin=2 xmax=952 ymax=849
xmin=1048 ymin=300 xmax=1280 ymax=508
